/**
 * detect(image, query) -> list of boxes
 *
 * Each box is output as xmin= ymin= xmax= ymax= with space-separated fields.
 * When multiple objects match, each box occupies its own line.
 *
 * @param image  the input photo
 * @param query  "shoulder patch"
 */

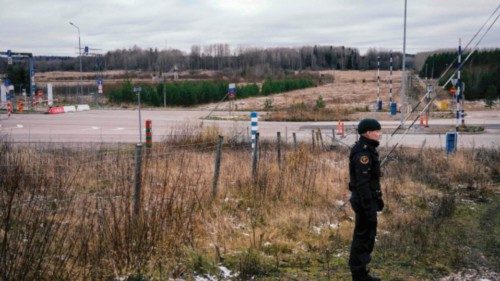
xmin=360 ymin=155 xmax=370 ymax=165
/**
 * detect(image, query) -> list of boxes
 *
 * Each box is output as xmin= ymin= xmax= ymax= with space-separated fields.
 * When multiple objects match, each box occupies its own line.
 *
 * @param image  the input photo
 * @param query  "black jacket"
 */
xmin=349 ymin=136 xmax=382 ymax=208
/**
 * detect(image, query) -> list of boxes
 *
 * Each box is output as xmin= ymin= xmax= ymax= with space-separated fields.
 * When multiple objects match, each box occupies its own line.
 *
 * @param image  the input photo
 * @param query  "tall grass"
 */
xmin=0 ymin=135 xmax=498 ymax=280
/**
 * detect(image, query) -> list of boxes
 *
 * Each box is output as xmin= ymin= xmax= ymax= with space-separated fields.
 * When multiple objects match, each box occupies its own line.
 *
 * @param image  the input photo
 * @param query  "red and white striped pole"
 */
xmin=376 ymin=56 xmax=382 ymax=111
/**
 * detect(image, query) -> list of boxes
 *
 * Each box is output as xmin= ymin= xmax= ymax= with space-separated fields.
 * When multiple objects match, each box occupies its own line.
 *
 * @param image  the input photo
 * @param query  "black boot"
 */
xmin=351 ymin=269 xmax=381 ymax=281
xmin=365 ymin=269 xmax=381 ymax=281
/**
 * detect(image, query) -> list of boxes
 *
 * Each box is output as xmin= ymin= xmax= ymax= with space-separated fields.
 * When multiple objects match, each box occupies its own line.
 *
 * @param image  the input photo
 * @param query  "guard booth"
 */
xmin=0 ymin=50 xmax=35 ymax=112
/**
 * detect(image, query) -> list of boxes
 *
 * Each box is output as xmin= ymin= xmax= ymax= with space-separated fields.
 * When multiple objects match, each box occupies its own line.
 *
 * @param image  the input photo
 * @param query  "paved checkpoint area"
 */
xmin=0 ymin=109 xmax=499 ymax=148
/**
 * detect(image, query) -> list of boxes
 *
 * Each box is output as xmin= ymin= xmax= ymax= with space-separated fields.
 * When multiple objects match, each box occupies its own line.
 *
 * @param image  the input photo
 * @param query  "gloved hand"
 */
xmin=377 ymin=198 xmax=384 ymax=212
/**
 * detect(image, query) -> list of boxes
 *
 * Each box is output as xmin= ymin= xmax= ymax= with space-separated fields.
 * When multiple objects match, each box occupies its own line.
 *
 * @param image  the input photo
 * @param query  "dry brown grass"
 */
xmin=200 ymin=70 xmax=403 ymax=113
xmin=0 ymin=130 xmax=498 ymax=280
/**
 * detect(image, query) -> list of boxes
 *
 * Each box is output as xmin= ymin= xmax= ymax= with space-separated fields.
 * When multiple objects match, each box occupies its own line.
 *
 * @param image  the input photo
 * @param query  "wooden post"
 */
xmin=317 ymin=129 xmax=324 ymax=150
xmin=252 ymin=133 xmax=259 ymax=182
xmin=331 ymin=129 xmax=336 ymax=146
xmin=293 ymin=132 xmax=297 ymax=149
xmin=311 ymin=130 xmax=316 ymax=150
xmin=212 ymin=135 xmax=224 ymax=198
xmin=277 ymin=132 xmax=282 ymax=169
xmin=133 ymin=143 xmax=143 ymax=218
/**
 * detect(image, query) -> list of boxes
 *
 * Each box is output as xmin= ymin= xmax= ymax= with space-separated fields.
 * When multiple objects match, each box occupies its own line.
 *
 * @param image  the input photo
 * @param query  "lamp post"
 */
xmin=400 ymin=0 xmax=407 ymax=126
xmin=69 ymin=22 xmax=83 ymax=103
xmin=134 ymin=86 xmax=142 ymax=143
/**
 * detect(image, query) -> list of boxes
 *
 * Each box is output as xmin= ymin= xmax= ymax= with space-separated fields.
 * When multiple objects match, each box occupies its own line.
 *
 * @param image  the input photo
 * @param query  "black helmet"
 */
xmin=358 ymin=118 xmax=381 ymax=134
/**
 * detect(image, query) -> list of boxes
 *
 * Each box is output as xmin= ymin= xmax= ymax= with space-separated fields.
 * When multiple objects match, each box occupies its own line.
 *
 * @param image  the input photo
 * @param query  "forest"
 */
xmin=420 ymin=49 xmax=500 ymax=101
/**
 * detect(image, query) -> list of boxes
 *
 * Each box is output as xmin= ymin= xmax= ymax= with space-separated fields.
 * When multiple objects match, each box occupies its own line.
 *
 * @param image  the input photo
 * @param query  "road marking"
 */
xmin=114 ymin=127 xmax=124 ymax=130
xmin=91 ymin=126 xmax=100 ymax=130
xmin=16 ymin=124 xmax=24 ymax=128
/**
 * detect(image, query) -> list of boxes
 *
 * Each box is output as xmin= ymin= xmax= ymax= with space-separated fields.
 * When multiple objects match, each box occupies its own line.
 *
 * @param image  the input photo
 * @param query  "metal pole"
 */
xmin=134 ymin=86 xmax=142 ymax=143
xmin=400 ymin=0 xmax=407 ymax=126
xmin=458 ymin=38 xmax=465 ymax=128
xmin=252 ymin=132 xmax=259 ymax=182
xmin=376 ymin=56 xmax=380 ymax=110
xmin=28 ymin=57 xmax=34 ymax=110
xmin=389 ymin=52 xmax=393 ymax=105
xmin=293 ymin=132 xmax=297 ymax=149
xmin=133 ymin=143 xmax=143 ymax=218
xmin=69 ymin=22 xmax=83 ymax=103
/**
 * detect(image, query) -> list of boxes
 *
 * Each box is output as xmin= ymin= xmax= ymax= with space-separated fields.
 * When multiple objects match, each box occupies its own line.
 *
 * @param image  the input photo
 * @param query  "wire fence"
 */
xmin=0 ymin=128 xmax=353 ymax=280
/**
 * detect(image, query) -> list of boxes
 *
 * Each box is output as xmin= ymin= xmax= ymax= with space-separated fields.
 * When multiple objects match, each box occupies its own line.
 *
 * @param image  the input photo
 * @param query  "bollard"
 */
xmin=336 ymin=121 xmax=345 ymax=138
xmin=420 ymin=114 xmax=429 ymax=127
xmin=145 ymin=119 xmax=152 ymax=148
xmin=390 ymin=102 xmax=397 ymax=116
xmin=445 ymin=131 xmax=458 ymax=154
xmin=17 ymin=100 xmax=24 ymax=113
xmin=6 ymin=101 xmax=13 ymax=117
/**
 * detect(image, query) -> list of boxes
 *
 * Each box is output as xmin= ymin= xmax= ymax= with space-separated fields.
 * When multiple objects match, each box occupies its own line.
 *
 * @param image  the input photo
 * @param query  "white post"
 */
xmin=47 ymin=83 xmax=54 ymax=106
xmin=0 ymin=85 xmax=6 ymax=105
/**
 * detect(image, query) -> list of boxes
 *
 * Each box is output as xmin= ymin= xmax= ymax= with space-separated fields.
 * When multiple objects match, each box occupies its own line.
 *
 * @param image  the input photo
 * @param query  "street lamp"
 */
xmin=400 ymin=0 xmax=408 ymax=126
xmin=134 ymin=86 xmax=142 ymax=143
xmin=69 ymin=21 xmax=83 ymax=103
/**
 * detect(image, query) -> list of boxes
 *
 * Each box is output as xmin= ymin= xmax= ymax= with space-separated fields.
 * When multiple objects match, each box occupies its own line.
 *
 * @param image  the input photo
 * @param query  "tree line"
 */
xmin=108 ymin=77 xmax=315 ymax=107
xmin=420 ymin=49 xmax=500 ymax=101
xmin=0 ymin=45 xmax=408 ymax=76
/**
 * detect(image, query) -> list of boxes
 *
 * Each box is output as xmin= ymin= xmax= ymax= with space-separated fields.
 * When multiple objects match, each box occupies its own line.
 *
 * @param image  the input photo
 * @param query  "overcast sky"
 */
xmin=0 ymin=0 xmax=499 ymax=57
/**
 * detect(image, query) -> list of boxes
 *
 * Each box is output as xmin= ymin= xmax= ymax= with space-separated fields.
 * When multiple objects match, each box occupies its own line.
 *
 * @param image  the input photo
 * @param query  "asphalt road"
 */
xmin=1 ymin=109 xmax=499 ymax=149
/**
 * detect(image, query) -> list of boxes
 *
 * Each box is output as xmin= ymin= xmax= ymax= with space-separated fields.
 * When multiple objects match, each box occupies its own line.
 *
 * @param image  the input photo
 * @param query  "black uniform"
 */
xmin=348 ymin=136 xmax=383 ymax=277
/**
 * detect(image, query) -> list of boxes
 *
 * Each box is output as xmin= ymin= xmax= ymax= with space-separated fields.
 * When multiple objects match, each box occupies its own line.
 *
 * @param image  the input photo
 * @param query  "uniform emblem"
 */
xmin=360 ymin=155 xmax=370 ymax=164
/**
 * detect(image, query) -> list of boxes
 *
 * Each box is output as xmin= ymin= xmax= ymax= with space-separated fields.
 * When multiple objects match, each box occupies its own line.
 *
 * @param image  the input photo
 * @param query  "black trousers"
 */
xmin=348 ymin=196 xmax=378 ymax=271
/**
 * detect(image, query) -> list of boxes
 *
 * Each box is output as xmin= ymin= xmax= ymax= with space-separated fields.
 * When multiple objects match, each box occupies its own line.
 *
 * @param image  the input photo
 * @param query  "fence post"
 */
xmin=277 ymin=132 xmax=282 ymax=169
xmin=212 ymin=135 xmax=224 ymax=198
xmin=252 ymin=132 xmax=259 ymax=182
xmin=311 ymin=130 xmax=316 ymax=150
xmin=317 ymin=129 xmax=324 ymax=150
xmin=293 ymin=132 xmax=297 ymax=149
xmin=133 ymin=143 xmax=143 ymax=218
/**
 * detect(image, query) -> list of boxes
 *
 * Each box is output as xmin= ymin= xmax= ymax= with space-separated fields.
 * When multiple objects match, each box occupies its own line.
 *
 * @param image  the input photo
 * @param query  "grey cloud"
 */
xmin=0 ymin=0 xmax=498 ymax=56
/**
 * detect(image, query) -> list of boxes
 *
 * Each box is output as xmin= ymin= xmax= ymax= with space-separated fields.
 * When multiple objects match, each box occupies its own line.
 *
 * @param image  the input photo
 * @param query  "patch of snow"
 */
xmin=334 ymin=200 xmax=345 ymax=207
xmin=219 ymin=265 xmax=238 ymax=278
xmin=194 ymin=274 xmax=216 ymax=281
xmin=329 ymin=223 xmax=339 ymax=229
xmin=313 ymin=226 xmax=322 ymax=234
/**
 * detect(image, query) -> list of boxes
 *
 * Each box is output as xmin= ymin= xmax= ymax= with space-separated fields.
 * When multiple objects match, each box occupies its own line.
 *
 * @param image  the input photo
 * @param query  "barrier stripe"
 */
xmin=250 ymin=112 xmax=258 ymax=152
